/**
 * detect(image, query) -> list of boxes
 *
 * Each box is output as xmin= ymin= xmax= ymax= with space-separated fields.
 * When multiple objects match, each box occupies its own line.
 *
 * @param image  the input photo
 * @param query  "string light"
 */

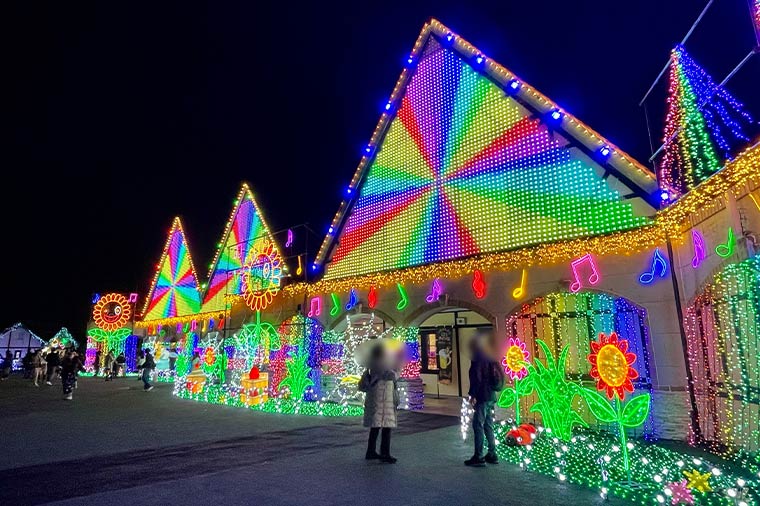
xmin=659 ymin=45 xmax=754 ymax=195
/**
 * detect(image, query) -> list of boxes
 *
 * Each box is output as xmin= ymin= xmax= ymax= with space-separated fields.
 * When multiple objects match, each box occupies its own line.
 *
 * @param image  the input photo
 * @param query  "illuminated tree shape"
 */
xmin=279 ymin=350 xmax=314 ymax=401
xmin=319 ymin=25 xmax=651 ymax=281
xmin=238 ymin=311 xmax=281 ymax=368
xmin=660 ymin=45 xmax=754 ymax=194
xmin=522 ymin=339 xmax=587 ymax=441
xmin=202 ymin=184 xmax=282 ymax=313
xmin=142 ymin=217 xmax=202 ymax=320
xmin=50 ymin=327 xmax=78 ymax=348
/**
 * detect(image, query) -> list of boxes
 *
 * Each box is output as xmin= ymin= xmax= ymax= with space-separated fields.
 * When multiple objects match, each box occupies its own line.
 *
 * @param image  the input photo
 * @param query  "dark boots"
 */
xmin=367 ymin=427 xmax=396 ymax=463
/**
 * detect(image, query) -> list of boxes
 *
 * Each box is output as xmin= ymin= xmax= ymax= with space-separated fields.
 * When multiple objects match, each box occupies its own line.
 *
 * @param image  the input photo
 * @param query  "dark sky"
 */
xmin=4 ymin=1 xmax=759 ymax=339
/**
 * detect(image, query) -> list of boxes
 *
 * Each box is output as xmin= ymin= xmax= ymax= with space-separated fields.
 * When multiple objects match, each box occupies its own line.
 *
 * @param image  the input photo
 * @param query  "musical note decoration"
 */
xmin=209 ymin=318 xmax=215 ymax=330
xmin=191 ymin=319 xmax=198 ymax=331
xmin=569 ymin=254 xmax=601 ymax=293
xmin=715 ymin=227 xmax=735 ymax=258
xmin=691 ymin=230 xmax=707 ymax=269
xmin=749 ymin=193 xmax=760 ymax=211
xmin=330 ymin=293 xmax=341 ymax=317
xmin=92 ymin=293 xmax=101 ymax=304
xmin=396 ymin=283 xmax=409 ymax=311
xmin=285 ymin=229 xmax=294 ymax=248
xmin=426 ymin=278 xmax=443 ymax=303
xmin=128 ymin=292 xmax=138 ymax=303
xmin=345 ymin=289 xmax=358 ymax=311
xmin=307 ymin=296 xmax=321 ymax=317
xmin=368 ymin=286 xmax=378 ymax=309
xmin=218 ymin=317 xmax=225 ymax=330
xmin=183 ymin=322 xmax=190 ymax=333
xmin=512 ymin=269 xmax=527 ymax=300
xmin=472 ymin=270 xmax=487 ymax=299
xmin=296 ymin=255 xmax=303 ymax=276
xmin=639 ymin=248 xmax=669 ymax=285
xmin=176 ymin=323 xmax=183 ymax=333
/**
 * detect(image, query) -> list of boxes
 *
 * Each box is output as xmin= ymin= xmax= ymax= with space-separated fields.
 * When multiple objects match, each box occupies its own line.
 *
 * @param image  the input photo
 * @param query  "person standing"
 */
xmin=359 ymin=342 xmax=399 ymax=464
xmin=0 ymin=351 xmax=13 ymax=380
xmin=464 ymin=333 xmax=505 ymax=467
xmin=135 ymin=351 xmax=145 ymax=381
xmin=103 ymin=351 xmax=115 ymax=381
xmin=45 ymin=348 xmax=60 ymax=385
xmin=31 ymin=350 xmax=43 ymax=386
xmin=61 ymin=350 xmax=84 ymax=400
xmin=166 ymin=347 xmax=179 ymax=372
xmin=113 ymin=352 xmax=126 ymax=379
xmin=22 ymin=351 xmax=33 ymax=379
xmin=93 ymin=349 xmax=102 ymax=377
xmin=139 ymin=349 xmax=155 ymax=391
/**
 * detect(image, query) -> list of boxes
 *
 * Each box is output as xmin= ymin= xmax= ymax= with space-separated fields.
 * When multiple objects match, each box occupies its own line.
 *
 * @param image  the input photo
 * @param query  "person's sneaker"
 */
xmin=34 ymin=383 xmax=39 ymax=387
xmin=365 ymin=451 xmax=381 ymax=460
xmin=485 ymin=453 xmax=499 ymax=464
xmin=464 ymin=456 xmax=486 ymax=467
xmin=46 ymin=381 xmax=52 ymax=385
xmin=379 ymin=455 xmax=397 ymax=464
xmin=64 ymin=395 xmax=73 ymax=400
xmin=146 ymin=386 xmax=154 ymax=391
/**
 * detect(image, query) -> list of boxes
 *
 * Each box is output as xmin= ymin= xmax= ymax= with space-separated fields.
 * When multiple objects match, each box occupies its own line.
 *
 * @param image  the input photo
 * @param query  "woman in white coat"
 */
xmin=359 ymin=341 xmax=399 ymax=463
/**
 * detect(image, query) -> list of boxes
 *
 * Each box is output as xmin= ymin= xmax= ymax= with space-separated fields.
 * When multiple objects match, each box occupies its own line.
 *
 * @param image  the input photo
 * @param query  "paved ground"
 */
xmin=0 ymin=376 xmax=624 ymax=506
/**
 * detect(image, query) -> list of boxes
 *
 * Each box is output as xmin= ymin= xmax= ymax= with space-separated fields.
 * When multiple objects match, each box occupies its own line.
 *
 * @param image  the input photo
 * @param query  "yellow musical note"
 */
xmin=512 ymin=269 xmax=527 ymax=299
xmin=749 ymin=193 xmax=760 ymax=211
xmin=296 ymin=255 xmax=303 ymax=276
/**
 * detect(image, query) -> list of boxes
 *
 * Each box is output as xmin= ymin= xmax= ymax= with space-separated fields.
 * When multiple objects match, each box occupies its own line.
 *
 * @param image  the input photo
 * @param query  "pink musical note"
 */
xmin=691 ymin=230 xmax=706 ymax=269
xmin=128 ymin=292 xmax=138 ymax=303
xmin=569 ymin=254 xmax=600 ymax=293
xmin=307 ymin=297 xmax=321 ymax=317
xmin=426 ymin=278 xmax=443 ymax=303
xmin=285 ymin=229 xmax=294 ymax=248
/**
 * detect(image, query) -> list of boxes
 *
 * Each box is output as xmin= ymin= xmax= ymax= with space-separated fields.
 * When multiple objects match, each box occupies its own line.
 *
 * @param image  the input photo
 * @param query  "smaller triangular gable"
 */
xmin=316 ymin=19 xmax=659 ymax=281
xmin=201 ymin=183 xmax=282 ymax=313
xmin=141 ymin=217 xmax=202 ymax=320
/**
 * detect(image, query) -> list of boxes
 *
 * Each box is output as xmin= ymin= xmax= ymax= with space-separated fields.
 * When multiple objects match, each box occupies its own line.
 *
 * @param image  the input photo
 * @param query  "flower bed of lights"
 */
xmin=173 ymin=381 xmax=362 ymax=418
xmin=491 ymin=423 xmax=759 ymax=505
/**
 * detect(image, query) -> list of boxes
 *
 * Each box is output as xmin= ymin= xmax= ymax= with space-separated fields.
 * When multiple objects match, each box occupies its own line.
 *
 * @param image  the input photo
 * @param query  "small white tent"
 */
xmin=0 ymin=323 xmax=46 ymax=369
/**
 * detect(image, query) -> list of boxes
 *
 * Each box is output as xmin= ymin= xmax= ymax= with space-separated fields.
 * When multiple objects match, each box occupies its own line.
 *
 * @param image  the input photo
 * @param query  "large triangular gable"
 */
xmin=201 ymin=183 xmax=282 ymax=313
xmin=317 ymin=19 xmax=660 ymax=281
xmin=141 ymin=217 xmax=202 ymax=320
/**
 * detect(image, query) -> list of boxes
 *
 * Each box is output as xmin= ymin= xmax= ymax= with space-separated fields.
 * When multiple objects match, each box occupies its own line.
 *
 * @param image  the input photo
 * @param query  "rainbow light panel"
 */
xmin=684 ymin=256 xmax=760 ymax=454
xmin=325 ymin=37 xmax=649 ymax=280
xmin=202 ymin=188 xmax=277 ymax=312
xmin=143 ymin=218 xmax=201 ymax=320
xmin=660 ymin=45 xmax=754 ymax=195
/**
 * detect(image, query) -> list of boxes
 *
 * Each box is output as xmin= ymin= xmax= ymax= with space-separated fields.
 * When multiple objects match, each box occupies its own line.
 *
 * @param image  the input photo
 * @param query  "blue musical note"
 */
xmin=91 ymin=293 xmax=101 ymax=304
xmin=639 ymin=248 xmax=668 ymax=285
xmin=345 ymin=288 xmax=358 ymax=310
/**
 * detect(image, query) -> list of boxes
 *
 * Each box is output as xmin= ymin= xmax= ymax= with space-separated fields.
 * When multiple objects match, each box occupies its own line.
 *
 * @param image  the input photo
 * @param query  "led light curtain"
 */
xmin=325 ymin=38 xmax=648 ymax=280
xmin=684 ymin=257 xmax=760 ymax=454
xmin=143 ymin=219 xmax=202 ymax=320
xmin=506 ymin=292 xmax=654 ymax=436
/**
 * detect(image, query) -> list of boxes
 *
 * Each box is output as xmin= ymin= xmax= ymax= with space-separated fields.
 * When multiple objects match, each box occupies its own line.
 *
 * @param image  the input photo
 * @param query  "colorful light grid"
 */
xmin=143 ymin=218 xmax=201 ymax=320
xmin=201 ymin=185 xmax=280 ymax=313
xmin=660 ymin=45 xmax=754 ymax=195
xmin=685 ymin=256 xmax=760 ymax=455
xmin=325 ymin=38 xmax=649 ymax=280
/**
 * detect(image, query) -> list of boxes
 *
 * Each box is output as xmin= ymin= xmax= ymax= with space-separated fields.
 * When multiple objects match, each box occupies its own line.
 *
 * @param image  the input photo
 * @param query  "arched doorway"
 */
xmin=506 ymin=291 xmax=654 ymax=436
xmin=684 ymin=256 xmax=760 ymax=453
xmin=415 ymin=305 xmax=494 ymax=398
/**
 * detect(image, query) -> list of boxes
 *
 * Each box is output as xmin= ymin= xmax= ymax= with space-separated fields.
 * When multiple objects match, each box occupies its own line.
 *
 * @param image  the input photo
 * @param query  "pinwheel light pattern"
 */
xmin=143 ymin=218 xmax=202 ymax=320
xmin=325 ymin=37 xmax=648 ymax=280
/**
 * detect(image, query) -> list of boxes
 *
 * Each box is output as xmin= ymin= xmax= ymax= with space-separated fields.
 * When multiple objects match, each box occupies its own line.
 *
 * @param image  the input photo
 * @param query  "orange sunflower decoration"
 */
xmin=587 ymin=332 xmax=638 ymax=400
xmin=241 ymin=241 xmax=282 ymax=311
xmin=92 ymin=293 xmax=132 ymax=332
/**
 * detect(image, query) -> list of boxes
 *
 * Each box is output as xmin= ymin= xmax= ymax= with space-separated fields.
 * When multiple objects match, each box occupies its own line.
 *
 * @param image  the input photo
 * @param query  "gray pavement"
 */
xmin=0 ymin=376 xmax=624 ymax=505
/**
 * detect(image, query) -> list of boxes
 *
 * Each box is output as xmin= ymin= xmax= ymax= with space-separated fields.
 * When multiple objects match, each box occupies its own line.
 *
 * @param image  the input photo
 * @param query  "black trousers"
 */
xmin=368 ymin=427 xmax=391 ymax=456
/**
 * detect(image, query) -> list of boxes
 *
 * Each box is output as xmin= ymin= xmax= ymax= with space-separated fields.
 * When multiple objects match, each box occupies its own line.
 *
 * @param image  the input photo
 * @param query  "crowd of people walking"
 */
xmin=2 ymin=346 xmax=158 ymax=398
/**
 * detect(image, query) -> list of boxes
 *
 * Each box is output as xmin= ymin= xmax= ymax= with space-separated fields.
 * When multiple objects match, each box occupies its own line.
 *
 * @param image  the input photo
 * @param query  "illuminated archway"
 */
xmin=506 ymin=290 xmax=654 ymax=436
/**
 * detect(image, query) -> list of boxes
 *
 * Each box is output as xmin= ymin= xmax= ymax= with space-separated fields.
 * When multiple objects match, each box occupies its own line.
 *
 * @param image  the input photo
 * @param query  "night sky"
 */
xmin=4 ymin=1 xmax=759 ymax=339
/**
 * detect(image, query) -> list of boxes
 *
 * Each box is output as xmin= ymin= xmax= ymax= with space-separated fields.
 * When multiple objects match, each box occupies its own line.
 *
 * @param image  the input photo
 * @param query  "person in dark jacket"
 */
xmin=0 ymin=351 xmax=13 ymax=380
xmin=45 ymin=349 xmax=60 ymax=385
xmin=465 ymin=332 xmax=505 ymax=467
xmin=113 ymin=353 xmax=126 ymax=379
xmin=61 ymin=350 xmax=84 ymax=400
xmin=138 ymin=349 xmax=155 ymax=391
